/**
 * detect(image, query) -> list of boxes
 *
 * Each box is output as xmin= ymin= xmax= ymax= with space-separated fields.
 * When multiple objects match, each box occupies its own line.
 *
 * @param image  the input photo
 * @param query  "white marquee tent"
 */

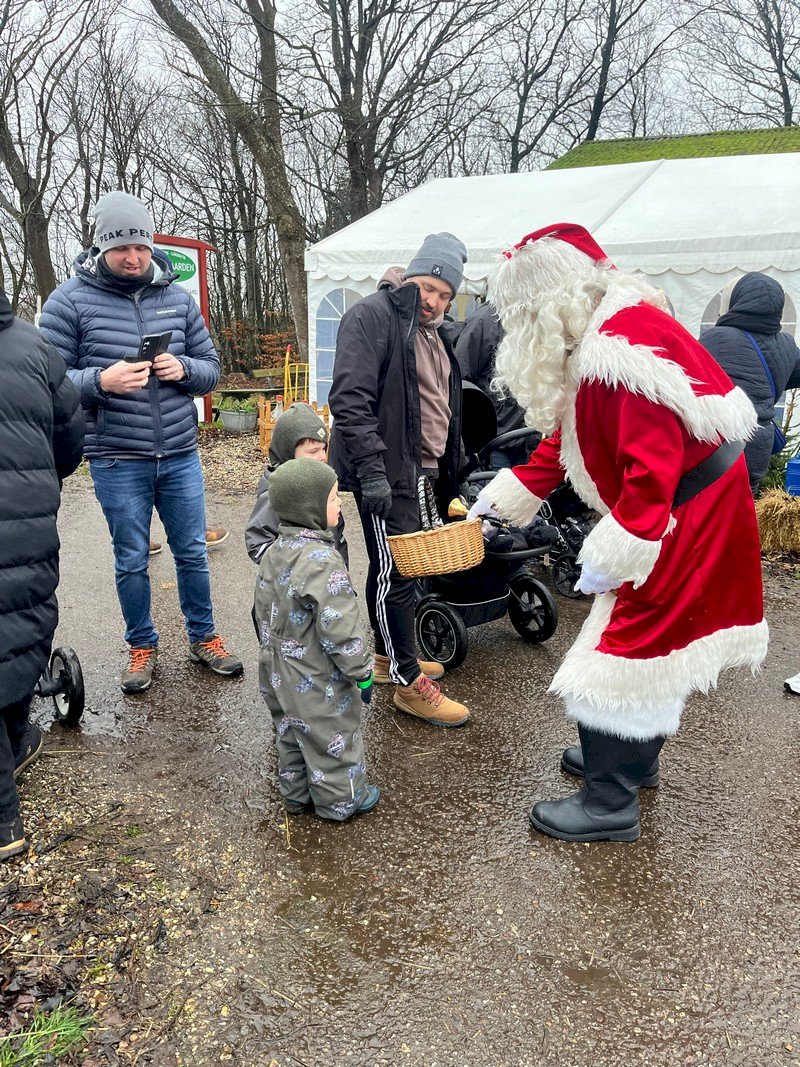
xmin=305 ymin=153 xmax=800 ymax=403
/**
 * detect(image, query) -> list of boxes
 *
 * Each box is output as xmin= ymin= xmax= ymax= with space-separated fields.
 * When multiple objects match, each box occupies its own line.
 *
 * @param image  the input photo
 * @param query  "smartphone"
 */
xmin=124 ymin=331 xmax=173 ymax=364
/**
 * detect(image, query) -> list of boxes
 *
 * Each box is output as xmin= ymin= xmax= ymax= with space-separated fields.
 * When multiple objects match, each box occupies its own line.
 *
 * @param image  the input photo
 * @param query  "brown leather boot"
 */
xmin=373 ymin=654 xmax=444 ymax=684
xmin=393 ymin=675 xmax=469 ymax=727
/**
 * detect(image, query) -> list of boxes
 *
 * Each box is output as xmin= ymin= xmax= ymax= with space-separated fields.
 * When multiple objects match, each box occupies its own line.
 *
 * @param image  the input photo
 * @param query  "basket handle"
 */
xmin=418 ymin=476 xmax=443 ymax=531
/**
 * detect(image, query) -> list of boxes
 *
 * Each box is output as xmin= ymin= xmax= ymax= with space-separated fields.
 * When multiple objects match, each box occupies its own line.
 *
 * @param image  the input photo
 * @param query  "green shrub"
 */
xmin=218 ymin=395 xmax=259 ymax=413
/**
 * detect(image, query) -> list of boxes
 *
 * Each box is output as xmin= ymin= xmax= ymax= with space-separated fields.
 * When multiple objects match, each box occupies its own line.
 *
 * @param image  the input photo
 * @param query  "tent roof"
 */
xmin=305 ymin=153 xmax=800 ymax=283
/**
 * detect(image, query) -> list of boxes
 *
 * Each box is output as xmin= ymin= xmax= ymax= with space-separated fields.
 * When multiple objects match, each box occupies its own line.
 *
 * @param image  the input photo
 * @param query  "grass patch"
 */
xmin=0 ymin=1006 xmax=92 ymax=1066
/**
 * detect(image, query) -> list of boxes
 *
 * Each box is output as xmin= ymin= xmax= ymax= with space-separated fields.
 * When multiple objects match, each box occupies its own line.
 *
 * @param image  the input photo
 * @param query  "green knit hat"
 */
xmin=269 ymin=403 xmax=328 ymax=466
xmin=269 ymin=458 xmax=338 ymax=531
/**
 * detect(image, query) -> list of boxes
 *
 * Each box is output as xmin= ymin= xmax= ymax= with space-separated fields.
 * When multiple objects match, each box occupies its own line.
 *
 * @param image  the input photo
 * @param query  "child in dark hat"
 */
xmin=254 ymin=458 xmax=379 ymax=820
xmin=245 ymin=403 xmax=347 ymax=564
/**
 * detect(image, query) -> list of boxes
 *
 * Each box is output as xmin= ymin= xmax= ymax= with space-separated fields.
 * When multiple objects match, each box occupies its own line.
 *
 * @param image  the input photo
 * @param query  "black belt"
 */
xmin=673 ymin=440 xmax=744 ymax=509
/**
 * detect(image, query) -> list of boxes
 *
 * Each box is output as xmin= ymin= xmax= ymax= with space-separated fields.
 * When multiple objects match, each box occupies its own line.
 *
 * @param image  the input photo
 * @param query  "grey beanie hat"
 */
xmin=404 ymin=232 xmax=468 ymax=297
xmin=269 ymin=458 xmax=337 ymax=531
xmin=269 ymin=403 xmax=329 ymax=466
xmin=93 ymin=191 xmax=155 ymax=253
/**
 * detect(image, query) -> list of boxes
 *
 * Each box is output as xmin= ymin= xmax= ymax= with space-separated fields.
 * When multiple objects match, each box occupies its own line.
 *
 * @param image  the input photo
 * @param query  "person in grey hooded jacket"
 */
xmin=700 ymin=273 xmax=800 ymax=493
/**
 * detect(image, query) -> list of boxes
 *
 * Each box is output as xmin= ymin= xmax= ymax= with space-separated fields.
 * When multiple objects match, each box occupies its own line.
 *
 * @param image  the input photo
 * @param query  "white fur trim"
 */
xmin=573 ymin=328 xmax=758 ymax=446
xmin=565 ymin=694 xmax=685 ymax=741
xmin=477 ymin=467 xmax=543 ymax=527
xmin=549 ymin=593 xmax=769 ymax=740
xmin=578 ymin=512 xmax=664 ymax=589
xmin=559 ymin=382 xmax=607 ymax=515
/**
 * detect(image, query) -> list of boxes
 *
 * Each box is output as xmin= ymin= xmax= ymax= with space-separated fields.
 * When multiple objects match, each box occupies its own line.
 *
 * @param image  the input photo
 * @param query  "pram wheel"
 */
xmin=552 ymin=554 xmax=584 ymax=599
xmin=49 ymin=647 xmax=85 ymax=726
xmin=416 ymin=600 xmax=469 ymax=670
xmin=508 ymin=575 xmax=557 ymax=643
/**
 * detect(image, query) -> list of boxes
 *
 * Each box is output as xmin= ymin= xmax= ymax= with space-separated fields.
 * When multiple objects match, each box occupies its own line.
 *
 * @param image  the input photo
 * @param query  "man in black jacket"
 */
xmin=329 ymin=234 xmax=470 ymax=727
xmin=0 ymin=286 xmax=85 ymax=860
xmin=700 ymin=273 xmax=800 ymax=493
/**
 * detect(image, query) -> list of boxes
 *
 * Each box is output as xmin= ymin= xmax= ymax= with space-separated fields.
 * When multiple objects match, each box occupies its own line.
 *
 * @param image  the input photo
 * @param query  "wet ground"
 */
xmin=7 ymin=472 xmax=800 ymax=1066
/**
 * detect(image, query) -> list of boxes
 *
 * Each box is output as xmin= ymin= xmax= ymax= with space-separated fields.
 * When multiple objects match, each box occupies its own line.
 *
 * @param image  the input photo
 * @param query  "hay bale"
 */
xmin=755 ymin=489 xmax=800 ymax=554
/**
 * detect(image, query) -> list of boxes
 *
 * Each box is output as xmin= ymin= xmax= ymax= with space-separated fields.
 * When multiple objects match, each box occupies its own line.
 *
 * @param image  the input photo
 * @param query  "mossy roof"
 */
xmin=548 ymin=127 xmax=800 ymax=170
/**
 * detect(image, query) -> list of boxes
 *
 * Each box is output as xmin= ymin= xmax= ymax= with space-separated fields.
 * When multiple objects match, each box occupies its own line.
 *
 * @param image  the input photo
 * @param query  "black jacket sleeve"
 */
xmin=47 ymin=345 xmax=85 ymax=481
xmin=328 ymin=302 xmax=389 ymax=482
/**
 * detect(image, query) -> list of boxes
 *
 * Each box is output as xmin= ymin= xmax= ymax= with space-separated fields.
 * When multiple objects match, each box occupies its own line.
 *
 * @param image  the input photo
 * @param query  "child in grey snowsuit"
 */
xmin=254 ymin=458 xmax=379 ymax=821
xmin=245 ymin=403 xmax=348 ymax=565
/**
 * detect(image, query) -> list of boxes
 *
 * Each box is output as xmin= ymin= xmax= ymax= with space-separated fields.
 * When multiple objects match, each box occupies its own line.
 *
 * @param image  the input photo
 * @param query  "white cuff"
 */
xmin=478 ymin=467 xmax=542 ymax=527
xmin=578 ymin=512 xmax=663 ymax=590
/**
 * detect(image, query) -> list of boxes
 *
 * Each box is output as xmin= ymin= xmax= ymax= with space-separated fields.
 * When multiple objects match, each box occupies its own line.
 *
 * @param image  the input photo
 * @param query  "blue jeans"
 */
xmin=90 ymin=452 xmax=215 ymax=647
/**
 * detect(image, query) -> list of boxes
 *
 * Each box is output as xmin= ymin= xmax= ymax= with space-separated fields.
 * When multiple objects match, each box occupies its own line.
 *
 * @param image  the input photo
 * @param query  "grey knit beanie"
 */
xmin=93 ymin=191 xmax=155 ymax=252
xmin=404 ymin=232 xmax=467 ymax=297
xmin=269 ymin=458 xmax=337 ymax=531
xmin=269 ymin=403 xmax=329 ymax=466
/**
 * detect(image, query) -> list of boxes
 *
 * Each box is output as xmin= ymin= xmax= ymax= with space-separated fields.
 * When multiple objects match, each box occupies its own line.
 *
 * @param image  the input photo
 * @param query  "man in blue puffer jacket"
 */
xmin=700 ymin=272 xmax=800 ymax=494
xmin=40 ymin=191 xmax=242 ymax=693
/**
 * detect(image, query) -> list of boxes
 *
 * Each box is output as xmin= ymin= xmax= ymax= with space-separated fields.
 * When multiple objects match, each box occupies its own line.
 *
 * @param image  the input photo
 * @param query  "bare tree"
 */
xmin=683 ymin=0 xmax=799 ymax=128
xmin=145 ymin=0 xmax=310 ymax=353
xmin=0 ymin=0 xmax=97 ymax=305
xmin=581 ymin=0 xmax=700 ymax=141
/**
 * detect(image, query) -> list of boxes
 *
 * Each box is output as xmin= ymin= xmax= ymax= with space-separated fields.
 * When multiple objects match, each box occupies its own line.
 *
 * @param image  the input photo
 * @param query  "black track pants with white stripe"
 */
xmin=354 ymin=492 xmax=420 ymax=687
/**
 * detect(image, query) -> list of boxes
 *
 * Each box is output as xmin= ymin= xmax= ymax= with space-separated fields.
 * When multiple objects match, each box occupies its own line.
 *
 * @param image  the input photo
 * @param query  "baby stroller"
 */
xmin=33 ymin=646 xmax=85 ymax=726
xmin=412 ymin=385 xmax=559 ymax=670
xmin=459 ymin=383 xmax=592 ymax=599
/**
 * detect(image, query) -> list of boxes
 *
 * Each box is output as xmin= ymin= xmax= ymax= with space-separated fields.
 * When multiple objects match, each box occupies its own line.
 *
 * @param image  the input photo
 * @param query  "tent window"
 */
xmin=315 ymin=288 xmax=361 ymax=404
xmin=700 ymin=286 xmax=797 ymax=337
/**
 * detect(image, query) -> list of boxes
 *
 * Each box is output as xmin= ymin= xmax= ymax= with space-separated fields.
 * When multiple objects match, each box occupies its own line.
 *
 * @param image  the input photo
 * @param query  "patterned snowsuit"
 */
xmin=254 ymin=525 xmax=372 ymax=820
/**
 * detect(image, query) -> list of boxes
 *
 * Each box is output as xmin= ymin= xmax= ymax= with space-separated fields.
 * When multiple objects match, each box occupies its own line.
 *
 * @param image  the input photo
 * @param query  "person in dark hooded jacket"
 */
xmin=245 ymin=403 xmax=347 ymax=565
xmin=0 ymin=286 xmax=84 ymax=860
xmin=700 ymin=273 xmax=800 ymax=493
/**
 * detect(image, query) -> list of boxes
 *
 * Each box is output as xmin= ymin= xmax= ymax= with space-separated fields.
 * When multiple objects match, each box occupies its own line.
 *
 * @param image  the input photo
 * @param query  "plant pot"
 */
xmin=219 ymin=409 xmax=258 ymax=433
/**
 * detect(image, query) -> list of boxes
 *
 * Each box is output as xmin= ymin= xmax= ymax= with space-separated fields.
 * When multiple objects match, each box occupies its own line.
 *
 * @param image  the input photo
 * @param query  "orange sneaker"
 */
xmin=189 ymin=635 xmax=243 ymax=677
xmin=393 ymin=675 xmax=469 ymax=727
xmin=121 ymin=646 xmax=157 ymax=693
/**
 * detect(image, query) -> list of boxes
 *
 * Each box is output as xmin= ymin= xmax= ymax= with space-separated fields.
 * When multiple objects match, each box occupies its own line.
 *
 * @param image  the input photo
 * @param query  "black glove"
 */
xmin=356 ymin=674 xmax=374 ymax=705
xmin=360 ymin=474 xmax=393 ymax=520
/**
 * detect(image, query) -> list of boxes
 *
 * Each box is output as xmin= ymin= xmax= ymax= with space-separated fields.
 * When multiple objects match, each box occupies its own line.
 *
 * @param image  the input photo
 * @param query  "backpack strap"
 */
xmin=742 ymin=331 xmax=777 ymax=400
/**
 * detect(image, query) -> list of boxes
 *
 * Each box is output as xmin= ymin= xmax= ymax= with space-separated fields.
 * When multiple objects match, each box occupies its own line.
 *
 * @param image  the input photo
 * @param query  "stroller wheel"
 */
xmin=508 ymin=575 xmax=558 ymax=643
xmin=415 ymin=601 xmax=469 ymax=670
xmin=49 ymin=647 xmax=85 ymax=726
xmin=552 ymin=554 xmax=584 ymax=599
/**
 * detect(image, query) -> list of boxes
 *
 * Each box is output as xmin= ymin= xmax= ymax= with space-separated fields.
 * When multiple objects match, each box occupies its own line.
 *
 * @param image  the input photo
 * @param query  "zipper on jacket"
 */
xmin=134 ymin=291 xmax=164 ymax=458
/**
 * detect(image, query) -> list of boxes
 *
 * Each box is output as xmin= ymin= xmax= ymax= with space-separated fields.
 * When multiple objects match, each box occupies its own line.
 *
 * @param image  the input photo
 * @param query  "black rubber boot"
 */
xmin=561 ymin=743 xmax=660 ymax=788
xmin=530 ymin=725 xmax=665 ymax=842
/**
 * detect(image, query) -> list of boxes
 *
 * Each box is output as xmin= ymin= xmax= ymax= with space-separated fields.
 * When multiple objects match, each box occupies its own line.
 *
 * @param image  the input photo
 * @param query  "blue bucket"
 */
xmin=785 ymin=456 xmax=800 ymax=496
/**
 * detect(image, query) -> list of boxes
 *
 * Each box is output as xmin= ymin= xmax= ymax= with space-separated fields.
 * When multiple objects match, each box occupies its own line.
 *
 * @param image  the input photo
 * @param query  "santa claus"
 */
xmin=468 ymin=223 xmax=768 ymax=843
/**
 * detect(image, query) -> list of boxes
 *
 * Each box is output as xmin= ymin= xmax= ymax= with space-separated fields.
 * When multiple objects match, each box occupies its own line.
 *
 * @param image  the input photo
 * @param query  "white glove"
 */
xmin=574 ymin=565 xmax=623 ymax=596
xmin=466 ymin=498 xmax=497 ymax=522
xmin=466 ymin=498 xmax=501 ymax=540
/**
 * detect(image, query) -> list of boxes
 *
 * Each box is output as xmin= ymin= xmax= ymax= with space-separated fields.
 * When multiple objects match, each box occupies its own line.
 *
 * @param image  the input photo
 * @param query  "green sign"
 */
xmin=164 ymin=249 xmax=197 ymax=282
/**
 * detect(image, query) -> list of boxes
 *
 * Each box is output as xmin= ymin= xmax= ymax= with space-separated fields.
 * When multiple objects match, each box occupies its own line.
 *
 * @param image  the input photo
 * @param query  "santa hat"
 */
xmin=503 ymin=222 xmax=615 ymax=268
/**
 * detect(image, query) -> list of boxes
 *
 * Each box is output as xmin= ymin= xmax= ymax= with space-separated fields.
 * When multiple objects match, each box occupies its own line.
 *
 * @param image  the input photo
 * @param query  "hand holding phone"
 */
xmin=124 ymin=331 xmax=173 ymax=364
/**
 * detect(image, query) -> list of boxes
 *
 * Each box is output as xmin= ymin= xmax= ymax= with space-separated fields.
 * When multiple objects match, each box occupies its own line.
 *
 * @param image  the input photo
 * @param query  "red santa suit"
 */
xmin=480 ymin=286 xmax=768 ymax=742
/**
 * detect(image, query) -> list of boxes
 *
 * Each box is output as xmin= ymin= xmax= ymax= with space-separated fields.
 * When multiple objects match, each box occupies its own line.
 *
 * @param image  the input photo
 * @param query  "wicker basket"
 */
xmin=388 ymin=519 xmax=484 ymax=577
xmin=387 ymin=478 xmax=484 ymax=577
